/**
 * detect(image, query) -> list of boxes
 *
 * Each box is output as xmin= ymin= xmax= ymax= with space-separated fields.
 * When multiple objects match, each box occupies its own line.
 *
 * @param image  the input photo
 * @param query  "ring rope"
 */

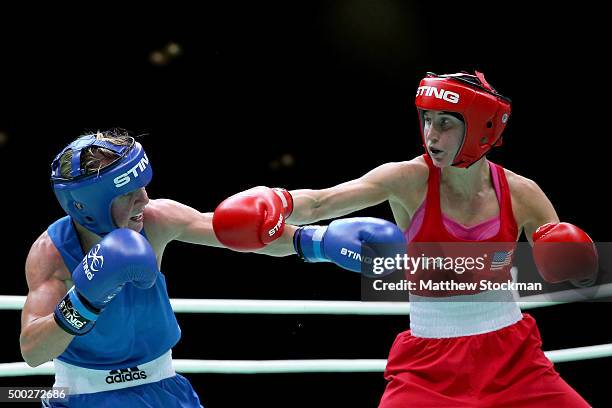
xmin=1 ymin=282 xmax=610 ymax=315
xmin=2 ymin=342 xmax=611 ymax=377
xmin=2 ymin=284 xmax=610 ymax=377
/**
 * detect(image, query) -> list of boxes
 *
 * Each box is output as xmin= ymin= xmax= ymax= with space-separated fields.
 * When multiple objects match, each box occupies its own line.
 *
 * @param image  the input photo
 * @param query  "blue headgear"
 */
xmin=51 ymin=134 xmax=153 ymax=235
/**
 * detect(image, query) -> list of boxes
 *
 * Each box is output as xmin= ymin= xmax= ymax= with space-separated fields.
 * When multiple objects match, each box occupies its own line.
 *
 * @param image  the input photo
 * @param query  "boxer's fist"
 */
xmin=294 ymin=217 xmax=406 ymax=276
xmin=532 ymin=222 xmax=598 ymax=283
xmin=54 ymin=229 xmax=159 ymax=335
xmin=213 ymin=186 xmax=293 ymax=250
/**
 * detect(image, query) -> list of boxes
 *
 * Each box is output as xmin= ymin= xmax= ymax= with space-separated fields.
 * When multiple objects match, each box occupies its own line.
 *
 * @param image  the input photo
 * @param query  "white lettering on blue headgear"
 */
xmin=51 ymin=135 xmax=153 ymax=235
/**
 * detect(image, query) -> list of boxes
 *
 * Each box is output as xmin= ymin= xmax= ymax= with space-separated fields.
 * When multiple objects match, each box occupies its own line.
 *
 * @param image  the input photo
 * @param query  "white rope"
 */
xmin=2 ymin=286 xmax=609 ymax=377
xmin=170 ymin=299 xmax=412 ymax=315
xmin=0 ymin=296 xmax=25 ymax=310
xmin=174 ymin=359 xmax=387 ymax=374
xmin=2 ymin=282 xmax=610 ymax=314
xmin=2 ymin=342 xmax=611 ymax=377
xmin=545 ymin=343 xmax=612 ymax=364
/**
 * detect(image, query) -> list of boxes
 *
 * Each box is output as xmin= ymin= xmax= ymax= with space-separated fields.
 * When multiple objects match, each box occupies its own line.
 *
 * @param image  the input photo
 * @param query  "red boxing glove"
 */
xmin=532 ymin=222 xmax=598 ymax=283
xmin=213 ymin=186 xmax=293 ymax=250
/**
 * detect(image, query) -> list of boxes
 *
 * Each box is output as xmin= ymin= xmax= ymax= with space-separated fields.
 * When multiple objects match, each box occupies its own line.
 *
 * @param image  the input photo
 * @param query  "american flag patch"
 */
xmin=491 ymin=250 xmax=514 ymax=271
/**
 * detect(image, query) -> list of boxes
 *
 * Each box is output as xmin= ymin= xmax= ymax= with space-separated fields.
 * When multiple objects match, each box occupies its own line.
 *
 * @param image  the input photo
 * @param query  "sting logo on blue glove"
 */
xmin=82 ymin=244 xmax=104 ymax=281
xmin=294 ymin=217 xmax=407 ymax=277
xmin=340 ymin=248 xmax=373 ymax=264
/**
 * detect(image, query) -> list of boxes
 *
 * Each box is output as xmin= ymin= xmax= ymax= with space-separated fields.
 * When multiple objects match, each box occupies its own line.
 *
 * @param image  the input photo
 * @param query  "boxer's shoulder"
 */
xmin=372 ymin=158 xmax=428 ymax=195
xmin=383 ymin=157 xmax=429 ymax=209
xmin=142 ymin=198 xmax=185 ymax=229
xmin=380 ymin=157 xmax=429 ymax=185
xmin=500 ymin=169 xmax=542 ymax=206
xmin=403 ymin=156 xmax=430 ymax=184
xmin=142 ymin=198 xmax=170 ymax=223
xmin=500 ymin=168 xmax=551 ymax=230
xmin=26 ymin=231 xmax=71 ymax=283
xmin=142 ymin=198 xmax=186 ymax=249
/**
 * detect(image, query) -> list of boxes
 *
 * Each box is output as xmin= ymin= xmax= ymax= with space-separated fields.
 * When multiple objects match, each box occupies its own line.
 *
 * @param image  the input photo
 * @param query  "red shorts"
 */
xmin=379 ymin=314 xmax=590 ymax=407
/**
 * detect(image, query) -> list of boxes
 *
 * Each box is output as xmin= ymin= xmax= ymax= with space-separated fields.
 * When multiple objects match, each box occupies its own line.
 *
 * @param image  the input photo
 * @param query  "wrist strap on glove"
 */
xmin=54 ymin=287 xmax=100 ymax=336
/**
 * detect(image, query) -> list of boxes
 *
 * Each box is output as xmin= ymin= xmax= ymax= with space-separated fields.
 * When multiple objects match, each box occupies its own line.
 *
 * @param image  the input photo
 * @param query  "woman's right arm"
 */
xmin=20 ymin=233 xmax=74 ymax=367
xmin=288 ymin=161 xmax=420 ymax=225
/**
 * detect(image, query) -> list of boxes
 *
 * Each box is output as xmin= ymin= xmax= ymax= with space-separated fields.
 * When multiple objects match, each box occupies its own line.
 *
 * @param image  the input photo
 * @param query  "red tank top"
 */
xmin=407 ymin=154 xmax=518 ymax=296
xmin=412 ymin=154 xmax=518 ymax=243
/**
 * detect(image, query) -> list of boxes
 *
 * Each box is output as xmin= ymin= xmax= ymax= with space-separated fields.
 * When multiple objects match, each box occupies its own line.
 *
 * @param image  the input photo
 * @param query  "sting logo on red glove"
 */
xmin=213 ymin=187 xmax=293 ymax=250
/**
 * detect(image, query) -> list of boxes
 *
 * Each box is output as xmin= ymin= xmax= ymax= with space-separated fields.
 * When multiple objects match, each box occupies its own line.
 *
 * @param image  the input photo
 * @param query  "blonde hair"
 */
xmin=59 ymin=128 xmax=133 ymax=178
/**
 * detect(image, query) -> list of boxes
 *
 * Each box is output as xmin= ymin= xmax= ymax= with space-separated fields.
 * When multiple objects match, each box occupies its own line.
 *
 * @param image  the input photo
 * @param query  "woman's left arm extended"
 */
xmin=145 ymin=198 xmax=297 ymax=256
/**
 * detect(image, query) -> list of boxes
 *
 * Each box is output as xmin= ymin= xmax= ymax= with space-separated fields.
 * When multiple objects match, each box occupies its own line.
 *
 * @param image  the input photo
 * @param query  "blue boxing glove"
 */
xmin=54 ymin=228 xmax=159 ymax=335
xmin=293 ymin=217 xmax=407 ymax=277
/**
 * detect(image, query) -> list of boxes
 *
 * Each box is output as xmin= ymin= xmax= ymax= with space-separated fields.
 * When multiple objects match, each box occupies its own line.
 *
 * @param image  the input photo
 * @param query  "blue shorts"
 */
xmin=42 ymin=374 xmax=203 ymax=408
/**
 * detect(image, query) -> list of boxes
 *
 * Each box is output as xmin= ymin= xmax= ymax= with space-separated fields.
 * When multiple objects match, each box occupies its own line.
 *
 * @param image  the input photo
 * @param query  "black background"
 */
xmin=1 ymin=2 xmax=610 ymax=407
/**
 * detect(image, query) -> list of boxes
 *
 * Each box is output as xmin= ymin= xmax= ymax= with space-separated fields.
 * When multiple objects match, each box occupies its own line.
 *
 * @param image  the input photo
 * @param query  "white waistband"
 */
xmin=409 ymin=290 xmax=523 ymax=338
xmin=53 ymin=350 xmax=175 ymax=395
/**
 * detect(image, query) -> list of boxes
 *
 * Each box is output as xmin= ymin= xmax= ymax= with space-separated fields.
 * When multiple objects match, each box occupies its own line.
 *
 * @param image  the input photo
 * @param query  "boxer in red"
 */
xmin=214 ymin=72 xmax=597 ymax=406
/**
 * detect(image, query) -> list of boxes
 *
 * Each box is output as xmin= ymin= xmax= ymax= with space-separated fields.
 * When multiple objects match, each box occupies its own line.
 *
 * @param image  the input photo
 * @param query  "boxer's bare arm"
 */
xmin=506 ymin=171 xmax=560 ymax=245
xmin=252 ymin=224 xmax=299 ymax=257
xmin=521 ymin=182 xmax=559 ymax=246
xmin=144 ymin=199 xmax=222 ymax=247
xmin=145 ymin=199 xmax=296 ymax=256
xmin=288 ymin=160 xmax=425 ymax=225
xmin=20 ymin=233 xmax=74 ymax=367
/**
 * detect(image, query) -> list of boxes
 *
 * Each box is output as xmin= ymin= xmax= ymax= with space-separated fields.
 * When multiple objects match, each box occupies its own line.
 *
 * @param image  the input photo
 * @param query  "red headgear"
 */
xmin=415 ymin=71 xmax=511 ymax=168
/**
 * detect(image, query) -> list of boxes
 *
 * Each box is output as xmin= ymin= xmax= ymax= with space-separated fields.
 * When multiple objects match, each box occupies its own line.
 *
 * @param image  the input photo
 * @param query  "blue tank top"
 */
xmin=47 ymin=216 xmax=181 ymax=370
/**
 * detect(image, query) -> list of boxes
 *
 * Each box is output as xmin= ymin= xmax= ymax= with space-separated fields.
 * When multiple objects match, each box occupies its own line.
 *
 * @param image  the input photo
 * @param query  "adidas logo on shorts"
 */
xmin=105 ymin=366 xmax=147 ymax=384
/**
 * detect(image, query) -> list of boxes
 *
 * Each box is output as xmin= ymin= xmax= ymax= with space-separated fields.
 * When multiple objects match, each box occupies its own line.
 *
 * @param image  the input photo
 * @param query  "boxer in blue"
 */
xmin=20 ymin=129 xmax=405 ymax=407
